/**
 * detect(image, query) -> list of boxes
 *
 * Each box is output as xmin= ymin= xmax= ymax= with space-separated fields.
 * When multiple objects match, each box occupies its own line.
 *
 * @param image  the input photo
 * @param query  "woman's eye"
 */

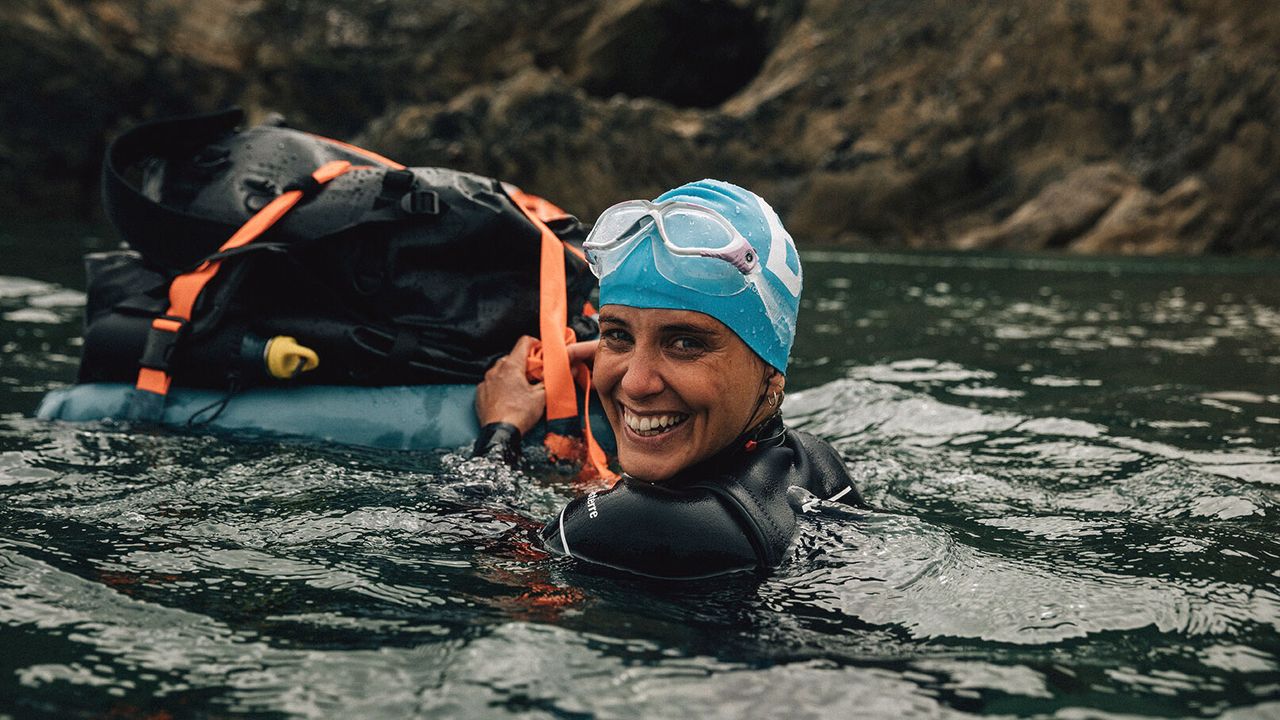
xmin=670 ymin=336 xmax=706 ymax=354
xmin=601 ymin=328 xmax=633 ymax=347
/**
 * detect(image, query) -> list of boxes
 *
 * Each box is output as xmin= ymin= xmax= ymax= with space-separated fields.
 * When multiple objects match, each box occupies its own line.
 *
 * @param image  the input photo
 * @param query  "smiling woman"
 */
xmin=474 ymin=179 xmax=864 ymax=579
xmin=593 ymin=306 xmax=779 ymax=481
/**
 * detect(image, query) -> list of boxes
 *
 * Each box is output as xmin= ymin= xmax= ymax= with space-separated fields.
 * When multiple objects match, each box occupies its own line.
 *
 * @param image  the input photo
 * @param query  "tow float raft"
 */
xmin=38 ymin=382 xmax=616 ymax=453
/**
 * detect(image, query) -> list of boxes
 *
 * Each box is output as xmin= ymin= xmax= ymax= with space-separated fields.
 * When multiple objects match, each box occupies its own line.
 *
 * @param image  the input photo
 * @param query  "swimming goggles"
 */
xmin=582 ymin=199 xmax=793 ymax=340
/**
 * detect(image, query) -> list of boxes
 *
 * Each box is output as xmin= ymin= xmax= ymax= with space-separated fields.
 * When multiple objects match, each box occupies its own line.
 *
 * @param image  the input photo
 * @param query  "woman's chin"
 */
xmin=619 ymin=462 xmax=677 ymax=483
xmin=616 ymin=422 xmax=693 ymax=482
xmin=617 ymin=448 xmax=683 ymax=483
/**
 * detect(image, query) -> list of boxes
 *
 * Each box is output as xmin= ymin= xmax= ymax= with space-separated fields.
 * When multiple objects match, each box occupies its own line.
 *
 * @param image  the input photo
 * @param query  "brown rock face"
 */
xmin=3 ymin=0 xmax=1278 ymax=255
xmin=955 ymin=164 xmax=1136 ymax=251
xmin=1072 ymin=177 xmax=1217 ymax=255
xmin=0 ymin=0 xmax=248 ymax=216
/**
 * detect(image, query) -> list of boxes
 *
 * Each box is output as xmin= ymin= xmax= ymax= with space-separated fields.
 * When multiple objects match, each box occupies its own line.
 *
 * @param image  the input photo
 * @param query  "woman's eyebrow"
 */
xmin=660 ymin=323 xmax=716 ymax=336
xmin=599 ymin=316 xmax=629 ymax=328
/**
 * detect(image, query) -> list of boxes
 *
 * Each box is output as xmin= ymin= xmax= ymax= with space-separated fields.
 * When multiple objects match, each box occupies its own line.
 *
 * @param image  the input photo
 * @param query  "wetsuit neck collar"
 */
xmin=740 ymin=411 xmax=785 ymax=452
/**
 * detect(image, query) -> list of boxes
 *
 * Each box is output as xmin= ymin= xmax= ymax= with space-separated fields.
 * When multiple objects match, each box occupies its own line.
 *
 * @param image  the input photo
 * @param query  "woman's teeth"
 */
xmin=623 ymin=409 xmax=689 ymax=437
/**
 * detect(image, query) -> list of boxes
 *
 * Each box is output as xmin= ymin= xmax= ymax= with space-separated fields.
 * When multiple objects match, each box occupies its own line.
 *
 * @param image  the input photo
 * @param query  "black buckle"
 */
xmin=400 ymin=189 xmax=440 ymax=215
xmin=138 ymin=315 xmax=187 ymax=371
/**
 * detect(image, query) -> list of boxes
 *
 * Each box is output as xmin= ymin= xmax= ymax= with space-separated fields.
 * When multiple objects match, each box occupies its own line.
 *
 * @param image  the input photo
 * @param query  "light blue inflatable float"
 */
xmin=37 ymin=383 xmax=616 ymax=453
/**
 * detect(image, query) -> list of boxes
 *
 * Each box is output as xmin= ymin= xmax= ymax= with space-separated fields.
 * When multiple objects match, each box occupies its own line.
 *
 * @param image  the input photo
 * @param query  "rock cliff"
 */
xmin=3 ymin=0 xmax=1277 ymax=253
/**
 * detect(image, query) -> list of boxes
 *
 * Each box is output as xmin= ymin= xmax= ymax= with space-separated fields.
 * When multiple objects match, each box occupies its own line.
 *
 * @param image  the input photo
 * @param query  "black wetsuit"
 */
xmin=473 ymin=414 xmax=863 ymax=579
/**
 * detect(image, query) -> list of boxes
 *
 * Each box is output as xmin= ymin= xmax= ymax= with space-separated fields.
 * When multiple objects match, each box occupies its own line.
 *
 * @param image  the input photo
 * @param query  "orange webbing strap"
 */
xmin=508 ymin=188 xmax=587 ymax=263
xmin=512 ymin=201 xmax=579 ymax=423
xmin=131 ymin=160 xmax=359 ymax=411
xmin=573 ymin=362 xmax=616 ymax=485
xmin=508 ymin=188 xmax=571 ymax=223
xmin=524 ymin=333 xmax=618 ymax=485
xmin=509 ymin=190 xmax=613 ymax=481
xmin=522 ymin=328 xmax=573 ymax=386
xmin=309 ymin=134 xmax=406 ymax=170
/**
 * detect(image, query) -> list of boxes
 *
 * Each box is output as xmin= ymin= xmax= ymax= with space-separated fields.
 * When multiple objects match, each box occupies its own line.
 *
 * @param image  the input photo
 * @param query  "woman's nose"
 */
xmin=618 ymin=349 xmax=665 ymax=400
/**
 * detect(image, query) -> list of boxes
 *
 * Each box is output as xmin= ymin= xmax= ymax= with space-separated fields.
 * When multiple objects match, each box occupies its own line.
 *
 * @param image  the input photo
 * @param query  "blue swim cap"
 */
xmin=597 ymin=179 xmax=803 ymax=373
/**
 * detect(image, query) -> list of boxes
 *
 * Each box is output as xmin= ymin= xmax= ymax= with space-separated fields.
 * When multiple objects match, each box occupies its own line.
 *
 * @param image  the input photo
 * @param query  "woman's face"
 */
xmin=593 ymin=304 xmax=778 ymax=483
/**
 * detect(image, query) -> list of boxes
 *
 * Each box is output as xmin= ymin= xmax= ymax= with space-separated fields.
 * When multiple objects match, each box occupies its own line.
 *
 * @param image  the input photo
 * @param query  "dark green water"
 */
xmin=1 ymin=224 xmax=1278 ymax=718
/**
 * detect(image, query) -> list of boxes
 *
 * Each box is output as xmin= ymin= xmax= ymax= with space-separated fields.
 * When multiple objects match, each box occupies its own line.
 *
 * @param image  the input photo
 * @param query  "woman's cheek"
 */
xmin=591 ymin=355 xmax=623 ymax=407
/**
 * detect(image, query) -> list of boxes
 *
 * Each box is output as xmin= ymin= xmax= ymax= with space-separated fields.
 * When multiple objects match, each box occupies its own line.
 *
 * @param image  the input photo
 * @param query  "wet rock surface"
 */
xmin=4 ymin=0 xmax=1278 ymax=254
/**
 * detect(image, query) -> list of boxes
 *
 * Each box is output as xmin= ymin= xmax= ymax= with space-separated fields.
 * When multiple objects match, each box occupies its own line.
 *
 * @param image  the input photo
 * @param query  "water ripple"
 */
xmin=4 ymin=254 xmax=1279 ymax=718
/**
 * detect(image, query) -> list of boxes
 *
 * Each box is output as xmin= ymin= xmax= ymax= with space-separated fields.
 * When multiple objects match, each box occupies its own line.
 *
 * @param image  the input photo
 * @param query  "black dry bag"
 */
xmin=82 ymin=108 xmax=597 ymax=392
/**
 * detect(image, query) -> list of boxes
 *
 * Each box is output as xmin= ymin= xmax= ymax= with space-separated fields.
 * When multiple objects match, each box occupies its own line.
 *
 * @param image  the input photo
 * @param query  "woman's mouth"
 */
xmin=622 ymin=407 xmax=689 ymax=437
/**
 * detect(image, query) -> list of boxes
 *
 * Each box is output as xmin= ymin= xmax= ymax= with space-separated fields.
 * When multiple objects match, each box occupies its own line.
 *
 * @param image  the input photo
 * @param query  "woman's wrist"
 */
xmin=473 ymin=422 xmax=523 ymax=466
xmin=476 ymin=407 xmax=541 ymax=436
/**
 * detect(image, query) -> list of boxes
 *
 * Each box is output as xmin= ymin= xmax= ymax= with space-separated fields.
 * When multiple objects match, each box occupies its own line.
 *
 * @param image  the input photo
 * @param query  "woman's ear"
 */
xmin=767 ymin=369 xmax=786 ymax=396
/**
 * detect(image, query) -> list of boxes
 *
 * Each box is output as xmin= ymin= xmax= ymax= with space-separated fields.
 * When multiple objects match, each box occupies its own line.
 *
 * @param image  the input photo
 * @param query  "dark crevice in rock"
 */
xmin=573 ymin=0 xmax=771 ymax=108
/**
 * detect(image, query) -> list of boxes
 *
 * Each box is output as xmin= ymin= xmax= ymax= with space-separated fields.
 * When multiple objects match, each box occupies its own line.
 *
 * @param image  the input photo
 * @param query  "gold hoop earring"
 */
xmin=768 ymin=390 xmax=780 ymax=407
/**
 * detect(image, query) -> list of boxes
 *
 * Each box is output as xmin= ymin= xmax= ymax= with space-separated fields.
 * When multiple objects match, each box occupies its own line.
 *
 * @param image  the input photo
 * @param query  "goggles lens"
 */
xmin=584 ymin=201 xmax=758 ymax=297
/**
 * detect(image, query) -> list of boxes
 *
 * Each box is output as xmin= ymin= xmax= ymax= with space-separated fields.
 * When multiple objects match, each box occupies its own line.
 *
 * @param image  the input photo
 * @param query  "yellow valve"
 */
xmin=265 ymin=336 xmax=319 ymax=379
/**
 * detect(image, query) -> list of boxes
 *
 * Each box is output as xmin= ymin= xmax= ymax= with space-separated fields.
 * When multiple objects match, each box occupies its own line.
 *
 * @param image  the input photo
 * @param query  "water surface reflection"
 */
xmin=1 ymin=248 xmax=1278 ymax=717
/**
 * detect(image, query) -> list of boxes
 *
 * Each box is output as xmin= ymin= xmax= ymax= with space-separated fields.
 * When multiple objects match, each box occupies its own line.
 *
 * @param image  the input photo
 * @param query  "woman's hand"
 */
xmin=567 ymin=339 xmax=599 ymax=369
xmin=475 ymin=336 xmax=546 ymax=435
